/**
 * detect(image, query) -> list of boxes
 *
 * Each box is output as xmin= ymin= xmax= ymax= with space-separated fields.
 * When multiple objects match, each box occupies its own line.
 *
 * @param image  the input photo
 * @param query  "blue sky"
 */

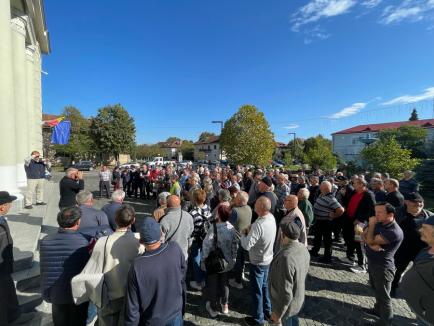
xmin=42 ymin=0 xmax=434 ymax=144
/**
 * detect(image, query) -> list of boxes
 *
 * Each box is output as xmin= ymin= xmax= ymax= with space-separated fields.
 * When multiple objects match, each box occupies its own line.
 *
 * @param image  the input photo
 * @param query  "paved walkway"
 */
xmin=26 ymin=171 xmax=417 ymax=325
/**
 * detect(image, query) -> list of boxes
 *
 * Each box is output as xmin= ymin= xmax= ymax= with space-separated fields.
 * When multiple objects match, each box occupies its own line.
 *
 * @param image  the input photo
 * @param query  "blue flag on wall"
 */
xmin=51 ymin=120 xmax=71 ymax=145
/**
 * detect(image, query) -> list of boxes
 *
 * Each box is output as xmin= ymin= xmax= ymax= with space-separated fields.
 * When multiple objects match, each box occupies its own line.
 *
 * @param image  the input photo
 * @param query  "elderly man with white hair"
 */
xmin=241 ymin=197 xmax=276 ymax=326
xmin=76 ymin=190 xmax=109 ymax=230
xmin=102 ymin=190 xmax=126 ymax=231
xmin=310 ymin=181 xmax=344 ymax=264
xmin=153 ymin=192 xmax=171 ymax=222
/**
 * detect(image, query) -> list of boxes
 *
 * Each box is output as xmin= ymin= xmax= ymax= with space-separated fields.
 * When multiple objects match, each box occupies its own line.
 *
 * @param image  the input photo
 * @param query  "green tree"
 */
xmin=165 ymin=137 xmax=181 ymax=143
xmin=409 ymin=108 xmax=419 ymax=121
xmin=303 ymin=135 xmax=337 ymax=170
xmin=91 ymin=104 xmax=136 ymax=160
xmin=220 ymin=105 xmax=275 ymax=165
xmin=180 ymin=140 xmax=195 ymax=160
xmin=287 ymin=137 xmax=306 ymax=163
xmin=379 ymin=126 xmax=427 ymax=158
xmin=198 ymin=132 xmax=216 ymax=142
xmin=134 ymin=144 xmax=162 ymax=159
xmin=53 ymin=106 xmax=95 ymax=160
xmin=360 ymin=137 xmax=419 ymax=177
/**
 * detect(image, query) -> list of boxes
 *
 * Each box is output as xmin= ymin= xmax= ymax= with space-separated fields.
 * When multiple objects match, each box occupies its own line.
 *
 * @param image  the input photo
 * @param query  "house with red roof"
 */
xmin=193 ymin=136 xmax=226 ymax=162
xmin=332 ymin=119 xmax=434 ymax=162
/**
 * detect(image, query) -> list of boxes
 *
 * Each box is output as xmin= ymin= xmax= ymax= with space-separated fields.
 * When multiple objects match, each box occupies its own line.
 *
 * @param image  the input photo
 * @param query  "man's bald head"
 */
xmin=254 ymin=196 xmax=271 ymax=217
xmin=167 ymin=195 xmax=181 ymax=208
xmin=284 ymin=195 xmax=298 ymax=210
xmin=320 ymin=181 xmax=332 ymax=194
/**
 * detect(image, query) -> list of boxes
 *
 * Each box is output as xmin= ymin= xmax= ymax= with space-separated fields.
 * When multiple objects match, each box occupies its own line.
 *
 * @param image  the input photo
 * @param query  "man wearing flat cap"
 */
xmin=401 ymin=215 xmax=434 ymax=325
xmin=255 ymin=176 xmax=277 ymax=218
xmin=268 ymin=222 xmax=310 ymax=326
xmin=392 ymin=192 xmax=434 ymax=295
xmin=125 ymin=217 xmax=186 ymax=326
xmin=0 ymin=191 xmax=35 ymax=325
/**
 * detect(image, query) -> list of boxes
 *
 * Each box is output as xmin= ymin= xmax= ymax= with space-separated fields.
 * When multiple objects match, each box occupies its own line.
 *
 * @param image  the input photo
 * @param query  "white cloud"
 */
xmin=292 ymin=0 xmax=357 ymax=31
xmin=328 ymin=102 xmax=367 ymax=119
xmin=361 ymin=0 xmax=383 ymax=8
xmin=283 ymin=124 xmax=300 ymax=129
xmin=380 ymin=0 xmax=434 ymax=24
xmin=381 ymin=87 xmax=434 ymax=106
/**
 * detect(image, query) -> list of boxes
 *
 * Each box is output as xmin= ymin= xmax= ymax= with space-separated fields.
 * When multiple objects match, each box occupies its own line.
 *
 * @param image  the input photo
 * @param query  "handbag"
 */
xmin=71 ymin=235 xmax=110 ymax=308
xmin=205 ymin=221 xmax=228 ymax=275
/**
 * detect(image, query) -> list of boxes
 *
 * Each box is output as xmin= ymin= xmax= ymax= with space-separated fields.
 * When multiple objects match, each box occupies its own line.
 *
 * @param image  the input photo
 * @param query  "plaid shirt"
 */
xmin=274 ymin=183 xmax=291 ymax=208
xmin=99 ymin=170 xmax=112 ymax=182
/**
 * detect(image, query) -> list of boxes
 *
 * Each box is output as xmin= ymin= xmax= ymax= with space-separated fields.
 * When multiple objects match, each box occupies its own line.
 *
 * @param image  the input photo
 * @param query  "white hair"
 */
xmin=298 ymin=188 xmax=310 ymax=200
xmin=76 ymin=190 xmax=93 ymax=205
xmin=111 ymin=190 xmax=125 ymax=202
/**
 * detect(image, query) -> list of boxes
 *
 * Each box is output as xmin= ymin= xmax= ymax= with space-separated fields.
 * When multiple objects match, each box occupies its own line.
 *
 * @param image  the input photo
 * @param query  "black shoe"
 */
xmin=24 ymin=205 xmax=33 ymax=209
xmin=309 ymin=250 xmax=319 ymax=257
xmin=36 ymin=202 xmax=47 ymax=206
xmin=362 ymin=307 xmax=380 ymax=319
xmin=319 ymin=256 xmax=332 ymax=264
xmin=244 ymin=317 xmax=264 ymax=326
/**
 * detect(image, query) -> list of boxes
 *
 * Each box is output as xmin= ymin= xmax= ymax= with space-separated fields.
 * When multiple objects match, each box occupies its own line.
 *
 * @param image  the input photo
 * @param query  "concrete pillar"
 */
xmin=0 ymin=0 xmax=19 ymax=195
xmin=33 ymin=45 xmax=43 ymax=154
xmin=26 ymin=46 xmax=35 ymax=161
xmin=11 ymin=15 xmax=28 ymax=188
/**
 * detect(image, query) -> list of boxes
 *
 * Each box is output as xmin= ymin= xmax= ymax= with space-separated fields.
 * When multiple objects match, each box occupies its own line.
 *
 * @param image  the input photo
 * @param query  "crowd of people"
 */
xmin=1 ymin=155 xmax=434 ymax=326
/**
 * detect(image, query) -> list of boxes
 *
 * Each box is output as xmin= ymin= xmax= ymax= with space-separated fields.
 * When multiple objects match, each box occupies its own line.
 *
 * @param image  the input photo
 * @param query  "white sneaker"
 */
xmin=229 ymin=278 xmax=243 ymax=289
xmin=221 ymin=303 xmax=229 ymax=315
xmin=206 ymin=301 xmax=219 ymax=318
xmin=350 ymin=265 xmax=367 ymax=274
xmin=190 ymin=280 xmax=203 ymax=291
xmin=339 ymin=257 xmax=356 ymax=266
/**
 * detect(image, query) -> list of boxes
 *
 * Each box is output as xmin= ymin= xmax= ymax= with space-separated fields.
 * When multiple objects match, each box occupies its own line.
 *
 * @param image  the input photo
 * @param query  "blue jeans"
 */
xmin=283 ymin=315 xmax=299 ymax=326
xmin=190 ymin=241 xmax=205 ymax=283
xmin=249 ymin=264 xmax=272 ymax=324
xmin=86 ymin=302 xmax=97 ymax=324
xmin=166 ymin=311 xmax=183 ymax=326
xmin=233 ymin=246 xmax=248 ymax=283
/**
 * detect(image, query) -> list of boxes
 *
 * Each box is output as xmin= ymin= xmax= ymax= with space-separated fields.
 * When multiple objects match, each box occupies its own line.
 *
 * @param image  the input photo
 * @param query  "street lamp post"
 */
xmin=288 ymin=132 xmax=296 ymax=158
xmin=211 ymin=120 xmax=223 ymax=161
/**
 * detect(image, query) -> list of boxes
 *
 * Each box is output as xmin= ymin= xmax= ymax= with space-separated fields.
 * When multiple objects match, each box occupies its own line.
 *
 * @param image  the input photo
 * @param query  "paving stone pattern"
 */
xmin=30 ymin=171 xmax=417 ymax=325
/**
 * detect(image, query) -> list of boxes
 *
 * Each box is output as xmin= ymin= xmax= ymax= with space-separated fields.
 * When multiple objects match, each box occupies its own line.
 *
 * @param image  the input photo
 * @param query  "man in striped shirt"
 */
xmin=310 ymin=181 xmax=344 ymax=263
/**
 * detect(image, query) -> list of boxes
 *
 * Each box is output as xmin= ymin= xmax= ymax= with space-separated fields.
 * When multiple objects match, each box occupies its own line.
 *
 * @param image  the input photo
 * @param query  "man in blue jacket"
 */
xmin=125 ymin=217 xmax=186 ymax=326
xmin=40 ymin=207 xmax=90 ymax=326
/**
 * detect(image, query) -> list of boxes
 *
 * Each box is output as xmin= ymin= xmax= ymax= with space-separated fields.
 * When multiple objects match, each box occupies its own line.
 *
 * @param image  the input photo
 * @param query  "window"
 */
xmin=208 ymin=145 xmax=210 ymax=150
xmin=214 ymin=145 xmax=217 ymax=150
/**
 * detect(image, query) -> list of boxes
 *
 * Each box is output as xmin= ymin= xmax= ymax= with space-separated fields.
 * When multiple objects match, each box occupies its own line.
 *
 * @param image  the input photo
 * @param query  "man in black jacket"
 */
xmin=392 ymin=193 xmax=433 ymax=295
xmin=40 ymin=207 xmax=90 ymax=326
xmin=0 ymin=192 xmax=35 ymax=325
xmin=24 ymin=151 xmax=47 ymax=209
xmin=59 ymin=168 xmax=84 ymax=209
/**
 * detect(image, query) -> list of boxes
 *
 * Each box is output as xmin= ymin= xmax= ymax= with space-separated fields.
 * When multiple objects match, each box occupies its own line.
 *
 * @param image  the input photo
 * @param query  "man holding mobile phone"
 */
xmin=24 ymin=151 xmax=47 ymax=209
xmin=59 ymin=168 xmax=85 ymax=210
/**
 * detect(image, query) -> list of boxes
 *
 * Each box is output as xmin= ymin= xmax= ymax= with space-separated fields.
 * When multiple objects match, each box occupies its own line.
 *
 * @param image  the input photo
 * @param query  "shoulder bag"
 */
xmin=205 ymin=221 xmax=228 ymax=275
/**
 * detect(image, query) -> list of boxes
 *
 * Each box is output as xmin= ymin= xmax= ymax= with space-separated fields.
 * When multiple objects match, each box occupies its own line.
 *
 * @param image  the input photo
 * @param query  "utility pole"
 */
xmin=288 ymin=132 xmax=296 ymax=157
xmin=211 ymin=120 xmax=224 ymax=160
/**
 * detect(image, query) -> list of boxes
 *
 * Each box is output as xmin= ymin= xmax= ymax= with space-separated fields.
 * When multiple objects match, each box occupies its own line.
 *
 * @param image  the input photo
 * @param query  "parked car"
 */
xmin=64 ymin=160 xmax=95 ymax=171
xmin=120 ymin=162 xmax=140 ymax=169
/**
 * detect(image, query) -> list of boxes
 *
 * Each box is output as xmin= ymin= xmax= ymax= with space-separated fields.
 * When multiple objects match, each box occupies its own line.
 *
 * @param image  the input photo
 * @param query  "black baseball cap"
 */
xmin=0 ymin=191 xmax=17 ymax=205
xmin=404 ymin=192 xmax=424 ymax=203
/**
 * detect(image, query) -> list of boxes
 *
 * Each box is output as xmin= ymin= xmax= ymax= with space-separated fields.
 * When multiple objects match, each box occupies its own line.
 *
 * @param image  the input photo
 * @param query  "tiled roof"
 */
xmin=194 ymin=135 xmax=220 ymax=145
xmin=275 ymin=142 xmax=288 ymax=148
xmin=42 ymin=113 xmax=61 ymax=121
xmin=333 ymin=119 xmax=434 ymax=135
xmin=158 ymin=140 xmax=182 ymax=148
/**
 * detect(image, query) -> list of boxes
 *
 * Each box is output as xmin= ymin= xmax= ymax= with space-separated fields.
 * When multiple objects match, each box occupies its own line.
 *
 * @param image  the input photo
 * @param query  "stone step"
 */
xmin=13 ymin=259 xmax=41 ymax=292
xmin=9 ymin=205 xmax=47 ymax=272
xmin=17 ymin=287 xmax=43 ymax=313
